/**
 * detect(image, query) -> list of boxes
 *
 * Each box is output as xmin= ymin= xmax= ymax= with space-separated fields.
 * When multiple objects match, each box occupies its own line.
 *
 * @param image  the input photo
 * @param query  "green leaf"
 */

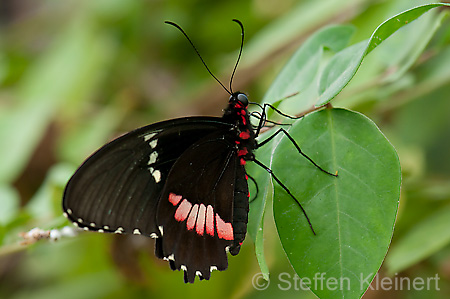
xmin=272 ymin=108 xmax=400 ymax=299
xmin=380 ymin=8 xmax=446 ymax=83
xmin=247 ymin=131 xmax=280 ymax=280
xmin=317 ymin=3 xmax=450 ymax=105
xmin=262 ymin=25 xmax=355 ymax=115
xmin=263 ymin=25 xmax=355 ymax=102
xmin=386 ymin=204 xmax=450 ymax=275
xmin=317 ymin=41 xmax=367 ymax=106
xmin=241 ymin=0 xmax=364 ymax=68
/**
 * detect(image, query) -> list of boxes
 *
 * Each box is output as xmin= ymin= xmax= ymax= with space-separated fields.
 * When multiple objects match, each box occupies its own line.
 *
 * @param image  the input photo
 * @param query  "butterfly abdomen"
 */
xmin=229 ymin=164 xmax=250 ymax=256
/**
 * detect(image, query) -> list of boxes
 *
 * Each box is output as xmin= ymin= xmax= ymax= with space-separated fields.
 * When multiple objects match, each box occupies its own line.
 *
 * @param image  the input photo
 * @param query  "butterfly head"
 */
xmin=229 ymin=92 xmax=248 ymax=108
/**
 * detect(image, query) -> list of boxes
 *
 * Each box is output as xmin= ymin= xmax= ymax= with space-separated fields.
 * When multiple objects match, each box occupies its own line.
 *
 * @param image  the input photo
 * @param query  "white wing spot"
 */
xmin=90 ymin=223 xmax=96 ymax=227
xmin=67 ymin=209 xmax=73 ymax=215
xmin=181 ymin=265 xmax=187 ymax=271
xmin=133 ymin=229 xmax=141 ymax=235
xmin=149 ymin=139 xmax=158 ymax=148
xmin=72 ymin=222 xmax=79 ymax=227
xmin=148 ymin=151 xmax=158 ymax=165
xmin=168 ymin=254 xmax=175 ymax=261
xmin=103 ymin=225 xmax=109 ymax=230
xmin=210 ymin=266 xmax=218 ymax=272
xmin=98 ymin=229 xmax=104 ymax=233
xmin=114 ymin=227 xmax=124 ymax=234
xmin=77 ymin=218 xmax=83 ymax=223
xmin=158 ymin=226 xmax=164 ymax=236
xmin=150 ymin=233 xmax=158 ymax=238
xmin=195 ymin=271 xmax=202 ymax=277
xmin=152 ymin=170 xmax=161 ymax=183
xmin=83 ymin=227 xmax=89 ymax=231
xmin=144 ymin=132 xmax=157 ymax=141
xmin=63 ymin=212 xmax=68 ymax=218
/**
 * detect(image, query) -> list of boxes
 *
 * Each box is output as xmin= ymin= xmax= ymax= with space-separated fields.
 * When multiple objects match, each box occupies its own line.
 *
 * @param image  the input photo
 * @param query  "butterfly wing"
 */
xmin=62 ymin=117 xmax=232 ymax=238
xmin=155 ymin=130 xmax=249 ymax=283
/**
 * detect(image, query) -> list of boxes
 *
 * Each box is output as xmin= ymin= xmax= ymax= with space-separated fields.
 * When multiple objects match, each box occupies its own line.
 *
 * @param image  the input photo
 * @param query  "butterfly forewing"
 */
xmin=63 ymin=117 xmax=232 ymax=237
xmin=62 ymin=90 xmax=256 ymax=283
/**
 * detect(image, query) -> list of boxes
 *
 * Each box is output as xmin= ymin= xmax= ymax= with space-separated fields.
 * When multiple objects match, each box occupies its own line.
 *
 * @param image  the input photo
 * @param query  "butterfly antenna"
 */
xmin=165 ymin=21 xmax=231 ymax=95
xmin=229 ymin=19 xmax=244 ymax=94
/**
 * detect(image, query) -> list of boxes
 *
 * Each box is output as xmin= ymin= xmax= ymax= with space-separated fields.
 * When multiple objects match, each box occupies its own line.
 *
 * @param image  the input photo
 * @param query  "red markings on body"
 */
xmin=241 ymin=115 xmax=247 ymax=125
xmin=237 ymin=148 xmax=248 ymax=156
xmin=206 ymin=205 xmax=214 ymax=236
xmin=240 ymin=158 xmax=246 ymax=165
xmin=239 ymin=131 xmax=250 ymax=139
xmin=169 ymin=193 xmax=182 ymax=205
xmin=174 ymin=199 xmax=192 ymax=222
xmin=245 ymin=174 xmax=248 ymax=180
xmin=215 ymin=214 xmax=234 ymax=240
xmin=186 ymin=204 xmax=198 ymax=230
xmin=196 ymin=204 xmax=206 ymax=235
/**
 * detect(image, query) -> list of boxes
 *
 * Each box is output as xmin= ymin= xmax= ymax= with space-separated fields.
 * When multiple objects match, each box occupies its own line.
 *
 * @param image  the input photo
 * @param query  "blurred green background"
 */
xmin=1 ymin=0 xmax=450 ymax=298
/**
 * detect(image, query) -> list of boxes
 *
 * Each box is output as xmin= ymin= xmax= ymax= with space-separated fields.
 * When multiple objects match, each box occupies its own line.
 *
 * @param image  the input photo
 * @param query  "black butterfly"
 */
xmin=62 ymin=20 xmax=335 ymax=283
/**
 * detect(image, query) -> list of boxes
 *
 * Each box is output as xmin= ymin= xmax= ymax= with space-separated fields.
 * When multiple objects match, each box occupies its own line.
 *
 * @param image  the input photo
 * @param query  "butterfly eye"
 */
xmin=236 ymin=93 xmax=248 ymax=106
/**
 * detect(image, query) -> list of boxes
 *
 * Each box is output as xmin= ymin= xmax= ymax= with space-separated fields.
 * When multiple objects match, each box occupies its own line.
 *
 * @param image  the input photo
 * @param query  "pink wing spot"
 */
xmin=240 ymin=158 xmax=246 ymax=166
xmin=237 ymin=148 xmax=248 ymax=157
xmin=196 ymin=204 xmax=206 ymax=235
xmin=168 ymin=193 xmax=182 ymax=206
xmin=239 ymin=131 xmax=250 ymax=139
xmin=186 ymin=204 xmax=198 ymax=230
xmin=174 ymin=199 xmax=192 ymax=222
xmin=206 ymin=205 xmax=215 ymax=236
xmin=216 ymin=214 xmax=234 ymax=240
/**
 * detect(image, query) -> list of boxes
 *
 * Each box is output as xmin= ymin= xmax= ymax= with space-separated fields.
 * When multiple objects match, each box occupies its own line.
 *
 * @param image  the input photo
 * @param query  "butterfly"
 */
xmin=62 ymin=19 xmax=335 ymax=283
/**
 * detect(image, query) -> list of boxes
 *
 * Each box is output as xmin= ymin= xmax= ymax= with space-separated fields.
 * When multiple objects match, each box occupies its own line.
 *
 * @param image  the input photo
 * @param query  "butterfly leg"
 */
xmin=251 ymin=158 xmax=316 ymax=235
xmin=250 ymin=111 xmax=292 ymax=128
xmin=246 ymin=173 xmax=259 ymax=203
xmin=260 ymin=102 xmax=303 ymax=120
xmin=257 ymin=128 xmax=338 ymax=177
xmin=251 ymin=102 xmax=303 ymax=137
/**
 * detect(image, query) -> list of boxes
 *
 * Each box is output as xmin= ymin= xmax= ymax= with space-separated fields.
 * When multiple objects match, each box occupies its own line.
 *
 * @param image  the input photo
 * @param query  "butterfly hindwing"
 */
xmin=63 ymin=117 xmax=232 ymax=237
xmin=156 ymin=131 xmax=249 ymax=282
